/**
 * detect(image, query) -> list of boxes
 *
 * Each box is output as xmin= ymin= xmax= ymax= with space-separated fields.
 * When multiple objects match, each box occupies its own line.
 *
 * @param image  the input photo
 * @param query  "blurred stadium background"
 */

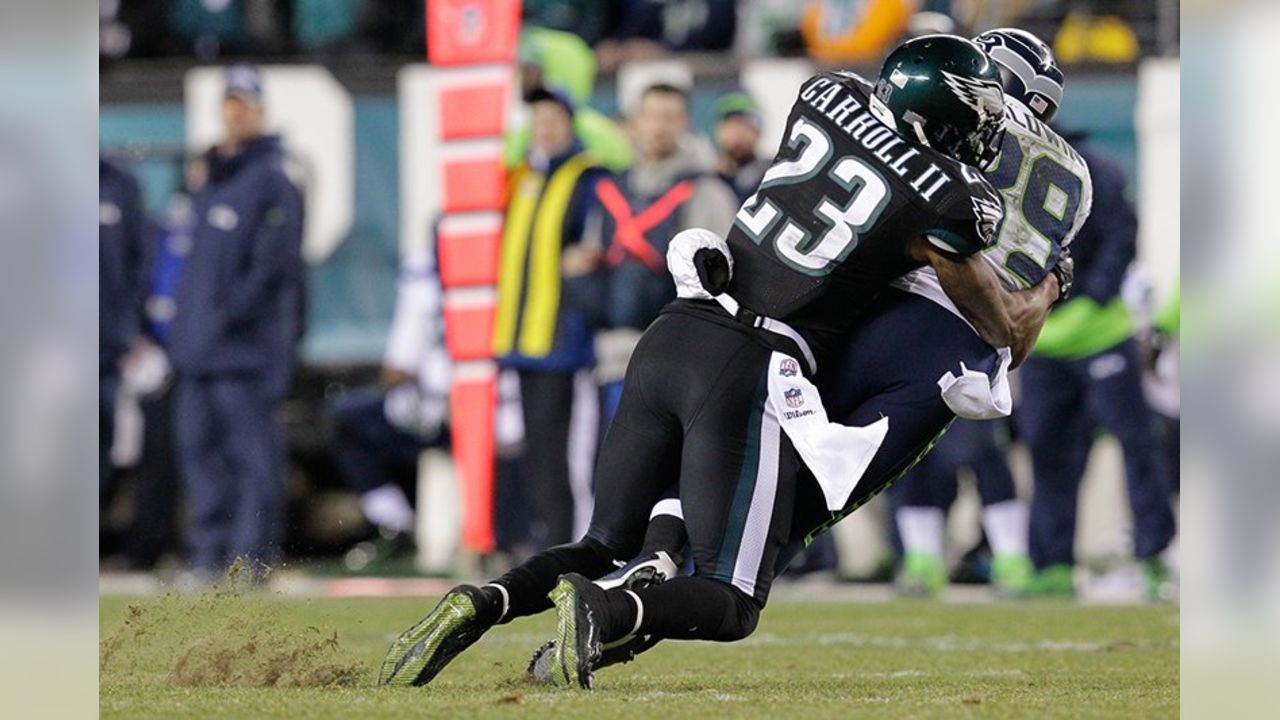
xmin=97 ymin=0 xmax=1179 ymax=601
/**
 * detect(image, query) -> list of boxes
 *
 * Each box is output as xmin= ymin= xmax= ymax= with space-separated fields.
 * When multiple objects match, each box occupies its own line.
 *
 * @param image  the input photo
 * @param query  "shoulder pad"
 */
xmin=832 ymin=70 xmax=874 ymax=88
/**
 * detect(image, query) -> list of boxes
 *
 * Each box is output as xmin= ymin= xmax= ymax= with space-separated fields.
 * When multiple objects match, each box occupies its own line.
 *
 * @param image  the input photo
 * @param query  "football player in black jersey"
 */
xmin=526 ymin=27 xmax=1080 ymax=681
xmin=379 ymin=35 xmax=1064 ymax=690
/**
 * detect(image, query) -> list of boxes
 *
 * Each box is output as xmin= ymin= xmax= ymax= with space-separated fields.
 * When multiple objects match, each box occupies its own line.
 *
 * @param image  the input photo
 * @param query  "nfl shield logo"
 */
xmin=779 ymin=359 xmax=799 ymax=378
xmin=784 ymin=388 xmax=804 ymax=408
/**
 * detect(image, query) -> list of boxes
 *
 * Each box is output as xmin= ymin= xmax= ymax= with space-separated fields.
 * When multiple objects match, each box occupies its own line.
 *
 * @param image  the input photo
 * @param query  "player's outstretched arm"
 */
xmin=911 ymin=236 xmax=1060 ymax=367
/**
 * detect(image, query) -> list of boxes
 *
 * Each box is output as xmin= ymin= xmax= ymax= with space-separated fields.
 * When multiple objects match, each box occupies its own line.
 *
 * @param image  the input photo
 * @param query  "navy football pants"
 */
xmin=173 ymin=375 xmax=284 ymax=572
xmin=783 ymin=289 xmax=1002 ymax=563
xmin=1017 ymin=339 xmax=1176 ymax=567
xmin=889 ymin=418 xmax=1017 ymax=510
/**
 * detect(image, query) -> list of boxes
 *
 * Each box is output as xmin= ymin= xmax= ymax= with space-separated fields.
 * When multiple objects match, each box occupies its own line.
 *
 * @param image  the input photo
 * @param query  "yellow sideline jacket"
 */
xmin=494 ymin=150 xmax=600 ymax=363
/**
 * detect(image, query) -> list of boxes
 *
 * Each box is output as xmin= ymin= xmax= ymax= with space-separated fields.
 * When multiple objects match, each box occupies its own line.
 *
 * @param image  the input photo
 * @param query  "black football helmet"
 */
xmin=870 ymin=34 xmax=1007 ymax=170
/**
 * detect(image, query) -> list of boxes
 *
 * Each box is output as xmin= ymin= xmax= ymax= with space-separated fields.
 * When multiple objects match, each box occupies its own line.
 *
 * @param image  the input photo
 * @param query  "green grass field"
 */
xmin=100 ymin=591 xmax=1178 ymax=719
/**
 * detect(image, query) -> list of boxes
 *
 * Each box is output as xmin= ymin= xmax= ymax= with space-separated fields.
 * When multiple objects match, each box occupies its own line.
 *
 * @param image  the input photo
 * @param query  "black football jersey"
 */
xmin=723 ymin=71 xmax=1004 ymax=358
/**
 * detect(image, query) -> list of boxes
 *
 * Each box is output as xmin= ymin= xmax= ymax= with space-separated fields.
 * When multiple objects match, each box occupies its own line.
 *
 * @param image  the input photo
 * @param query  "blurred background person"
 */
xmin=110 ymin=190 xmax=197 ymax=571
xmin=890 ymin=418 xmax=1032 ymax=598
xmin=1124 ymin=268 xmax=1181 ymax=502
xmin=328 ymin=251 xmax=450 ymax=562
xmin=1148 ymin=282 xmax=1180 ymax=498
xmin=167 ymin=65 xmax=304 ymax=581
xmin=1018 ymin=136 xmax=1176 ymax=601
xmin=494 ymin=86 xmax=609 ymax=548
xmin=710 ymin=89 xmax=770 ymax=204
xmin=98 ymin=156 xmax=148 ymax=496
xmin=507 ymin=27 xmax=633 ymax=173
xmin=591 ymin=82 xmax=738 ymax=418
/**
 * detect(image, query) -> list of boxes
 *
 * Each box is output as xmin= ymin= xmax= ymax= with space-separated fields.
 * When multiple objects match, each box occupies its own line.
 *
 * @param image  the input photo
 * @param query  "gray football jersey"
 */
xmin=894 ymin=97 xmax=1093 ymax=319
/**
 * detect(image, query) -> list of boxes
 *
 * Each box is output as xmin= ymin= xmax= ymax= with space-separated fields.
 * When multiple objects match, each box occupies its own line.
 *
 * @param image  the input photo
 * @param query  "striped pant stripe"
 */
xmin=730 ymin=400 xmax=781 ymax=597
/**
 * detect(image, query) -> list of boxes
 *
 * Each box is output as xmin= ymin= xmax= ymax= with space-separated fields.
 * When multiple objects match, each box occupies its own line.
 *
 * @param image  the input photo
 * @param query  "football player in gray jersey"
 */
xmin=884 ymin=28 xmax=1091 ymax=597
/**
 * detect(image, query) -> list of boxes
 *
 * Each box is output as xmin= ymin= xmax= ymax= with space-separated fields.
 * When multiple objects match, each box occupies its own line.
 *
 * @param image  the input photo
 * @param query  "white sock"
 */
xmin=360 ymin=484 xmax=415 ymax=533
xmin=649 ymin=498 xmax=683 ymax=520
xmin=483 ymin=583 xmax=510 ymax=622
xmin=625 ymin=590 xmax=644 ymax=636
xmin=982 ymin=499 xmax=1029 ymax=557
xmin=896 ymin=506 xmax=945 ymax=558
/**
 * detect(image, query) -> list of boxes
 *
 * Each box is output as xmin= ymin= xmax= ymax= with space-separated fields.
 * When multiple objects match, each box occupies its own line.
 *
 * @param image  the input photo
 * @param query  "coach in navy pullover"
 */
xmin=169 ymin=65 xmax=303 ymax=578
xmin=167 ymin=133 xmax=302 ymax=384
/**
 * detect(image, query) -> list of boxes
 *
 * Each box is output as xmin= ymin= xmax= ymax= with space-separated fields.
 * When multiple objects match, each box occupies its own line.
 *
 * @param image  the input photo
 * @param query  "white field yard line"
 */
xmin=829 ymin=668 xmax=1028 ymax=680
xmin=739 ymin=631 xmax=1179 ymax=653
xmin=422 ymin=632 xmax=1175 ymax=656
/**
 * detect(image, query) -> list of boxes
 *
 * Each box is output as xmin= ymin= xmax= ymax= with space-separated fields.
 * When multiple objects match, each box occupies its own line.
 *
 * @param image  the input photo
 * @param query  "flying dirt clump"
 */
xmin=100 ymin=561 xmax=365 ymax=689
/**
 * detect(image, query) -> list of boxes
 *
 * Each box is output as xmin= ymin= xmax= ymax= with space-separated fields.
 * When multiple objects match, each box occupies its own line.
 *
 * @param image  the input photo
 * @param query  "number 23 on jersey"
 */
xmin=734 ymin=117 xmax=891 ymax=276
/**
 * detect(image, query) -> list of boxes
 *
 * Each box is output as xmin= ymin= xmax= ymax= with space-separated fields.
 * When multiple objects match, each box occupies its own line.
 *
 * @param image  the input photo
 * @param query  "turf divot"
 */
xmin=100 ymin=561 xmax=364 ymax=689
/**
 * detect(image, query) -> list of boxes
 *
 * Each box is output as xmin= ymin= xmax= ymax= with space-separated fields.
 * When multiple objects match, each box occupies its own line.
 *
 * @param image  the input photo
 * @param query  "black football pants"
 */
xmin=494 ymin=310 xmax=798 ymax=641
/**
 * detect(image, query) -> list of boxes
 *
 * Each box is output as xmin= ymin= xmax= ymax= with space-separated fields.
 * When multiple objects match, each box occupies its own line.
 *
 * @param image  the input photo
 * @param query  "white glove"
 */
xmin=120 ymin=342 xmax=172 ymax=399
xmin=667 ymin=228 xmax=733 ymax=300
xmin=937 ymin=348 xmax=1014 ymax=420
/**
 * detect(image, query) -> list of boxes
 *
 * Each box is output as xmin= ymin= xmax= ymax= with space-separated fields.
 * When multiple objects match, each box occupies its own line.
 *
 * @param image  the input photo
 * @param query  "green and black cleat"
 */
xmin=527 ymin=633 xmax=659 ymax=685
xmin=546 ymin=573 xmax=605 ymax=690
xmin=378 ymin=584 xmax=493 ymax=687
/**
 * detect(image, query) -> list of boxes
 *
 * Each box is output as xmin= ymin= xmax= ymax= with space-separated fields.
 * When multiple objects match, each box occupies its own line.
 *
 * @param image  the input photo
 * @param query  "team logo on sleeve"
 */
xmin=784 ymin=388 xmax=805 ymax=408
xmin=970 ymin=194 xmax=1003 ymax=245
xmin=779 ymin=358 xmax=800 ymax=378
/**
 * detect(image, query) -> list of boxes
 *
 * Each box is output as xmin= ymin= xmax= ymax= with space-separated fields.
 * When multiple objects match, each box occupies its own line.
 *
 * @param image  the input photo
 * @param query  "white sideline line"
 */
xmin=741 ymin=632 xmax=1179 ymax=653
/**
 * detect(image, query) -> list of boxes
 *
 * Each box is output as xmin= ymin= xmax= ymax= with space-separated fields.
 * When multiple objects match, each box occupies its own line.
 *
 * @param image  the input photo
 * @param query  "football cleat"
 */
xmin=378 ymin=584 xmax=493 ymax=687
xmin=1141 ymin=558 xmax=1176 ymax=603
xmin=1026 ymin=564 xmax=1076 ymax=598
xmin=595 ymin=551 xmax=679 ymax=592
xmin=990 ymin=553 xmax=1034 ymax=598
xmin=526 ymin=633 xmax=660 ymax=684
xmin=896 ymin=550 xmax=946 ymax=599
xmin=546 ymin=574 xmax=605 ymax=689
xmin=529 ymin=553 xmax=674 ymax=685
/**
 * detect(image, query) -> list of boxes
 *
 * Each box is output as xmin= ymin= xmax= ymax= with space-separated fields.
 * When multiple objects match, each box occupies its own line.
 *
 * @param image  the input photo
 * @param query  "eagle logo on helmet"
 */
xmin=940 ymin=70 xmax=1004 ymax=123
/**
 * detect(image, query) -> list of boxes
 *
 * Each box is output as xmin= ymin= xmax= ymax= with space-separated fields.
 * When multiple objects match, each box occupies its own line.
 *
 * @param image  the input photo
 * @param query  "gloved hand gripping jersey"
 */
xmin=666 ymin=228 xmax=734 ymax=299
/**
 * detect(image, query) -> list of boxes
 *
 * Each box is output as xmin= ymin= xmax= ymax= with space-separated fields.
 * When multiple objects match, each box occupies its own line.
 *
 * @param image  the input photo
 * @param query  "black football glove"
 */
xmin=694 ymin=247 xmax=732 ymax=296
xmin=1050 ymin=247 xmax=1074 ymax=304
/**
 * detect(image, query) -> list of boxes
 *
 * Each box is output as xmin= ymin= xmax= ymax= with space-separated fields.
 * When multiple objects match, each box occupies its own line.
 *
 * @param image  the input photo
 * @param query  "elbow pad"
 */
xmin=667 ymin=228 xmax=734 ymax=300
